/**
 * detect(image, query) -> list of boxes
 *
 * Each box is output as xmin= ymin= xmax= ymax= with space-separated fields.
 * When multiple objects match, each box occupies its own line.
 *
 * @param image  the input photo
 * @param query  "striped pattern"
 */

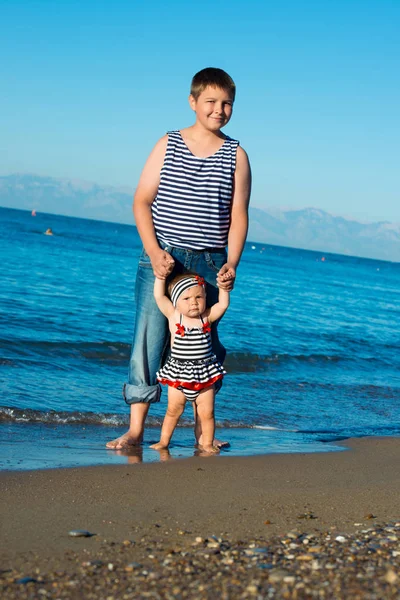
xmin=171 ymin=275 xmax=204 ymax=307
xmin=157 ymin=316 xmax=226 ymax=389
xmin=152 ymin=130 xmax=239 ymax=250
xmin=177 ymin=386 xmax=200 ymax=402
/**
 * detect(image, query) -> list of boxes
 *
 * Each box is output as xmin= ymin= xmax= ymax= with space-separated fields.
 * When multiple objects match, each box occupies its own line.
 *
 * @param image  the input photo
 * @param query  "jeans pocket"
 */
xmin=204 ymin=251 xmax=227 ymax=273
xmin=138 ymin=247 xmax=153 ymax=268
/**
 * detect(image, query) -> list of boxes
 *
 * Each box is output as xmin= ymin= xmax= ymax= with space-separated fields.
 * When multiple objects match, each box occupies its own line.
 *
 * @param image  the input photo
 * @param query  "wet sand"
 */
xmin=1 ymin=437 xmax=400 ymax=598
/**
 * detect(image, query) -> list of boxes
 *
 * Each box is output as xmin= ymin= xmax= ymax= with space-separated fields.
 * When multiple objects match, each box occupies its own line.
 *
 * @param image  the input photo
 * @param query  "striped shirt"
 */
xmin=152 ymin=130 xmax=239 ymax=250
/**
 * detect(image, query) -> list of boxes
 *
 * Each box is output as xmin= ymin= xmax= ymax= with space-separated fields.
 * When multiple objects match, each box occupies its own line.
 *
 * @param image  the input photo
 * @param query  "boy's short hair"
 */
xmin=190 ymin=67 xmax=236 ymax=101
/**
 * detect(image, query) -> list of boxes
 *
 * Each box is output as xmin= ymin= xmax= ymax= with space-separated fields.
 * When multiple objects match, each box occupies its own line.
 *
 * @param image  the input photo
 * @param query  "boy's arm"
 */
xmin=208 ymin=287 xmax=230 ymax=323
xmin=154 ymin=278 xmax=175 ymax=318
xmin=217 ymin=146 xmax=251 ymax=290
xmin=134 ymin=135 xmax=175 ymax=279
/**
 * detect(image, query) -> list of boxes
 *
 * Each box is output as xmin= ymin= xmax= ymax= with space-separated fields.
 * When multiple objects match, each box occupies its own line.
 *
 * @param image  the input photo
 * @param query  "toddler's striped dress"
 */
xmin=157 ymin=315 xmax=226 ymax=392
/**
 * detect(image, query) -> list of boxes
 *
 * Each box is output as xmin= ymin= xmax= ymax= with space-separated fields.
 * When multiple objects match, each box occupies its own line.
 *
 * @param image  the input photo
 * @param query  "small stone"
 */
xmin=245 ymin=547 xmax=268 ymax=555
xmin=283 ymin=576 xmax=296 ymax=584
xmin=107 ymin=563 xmax=114 ymax=571
xmin=68 ymin=530 xmax=93 ymax=537
xmin=264 ymin=520 xmax=271 ymax=525
xmin=384 ymin=569 xmax=398 ymax=584
xmin=122 ymin=540 xmax=134 ymax=546
xmin=296 ymin=554 xmax=313 ymax=561
xmin=365 ymin=513 xmax=376 ymax=519
xmin=195 ymin=536 xmax=203 ymax=543
xmin=17 ymin=577 xmax=37 ymax=584
xmin=335 ymin=535 xmax=346 ymax=543
xmin=125 ymin=562 xmax=142 ymax=571
xmin=82 ymin=560 xmax=103 ymax=568
xmin=308 ymin=546 xmax=322 ymax=553
xmin=269 ymin=569 xmax=290 ymax=583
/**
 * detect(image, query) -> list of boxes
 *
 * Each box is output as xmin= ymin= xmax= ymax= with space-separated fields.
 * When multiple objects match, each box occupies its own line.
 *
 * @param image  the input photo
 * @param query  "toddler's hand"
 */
xmin=150 ymin=249 xmax=175 ymax=279
xmin=217 ymin=264 xmax=236 ymax=291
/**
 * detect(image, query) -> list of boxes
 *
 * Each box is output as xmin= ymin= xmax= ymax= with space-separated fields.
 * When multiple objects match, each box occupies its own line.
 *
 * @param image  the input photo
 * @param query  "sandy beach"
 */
xmin=1 ymin=437 xmax=400 ymax=598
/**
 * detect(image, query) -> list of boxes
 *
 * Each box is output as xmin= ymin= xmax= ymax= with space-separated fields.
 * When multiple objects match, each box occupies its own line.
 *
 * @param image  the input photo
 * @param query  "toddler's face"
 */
xmin=176 ymin=285 xmax=206 ymax=318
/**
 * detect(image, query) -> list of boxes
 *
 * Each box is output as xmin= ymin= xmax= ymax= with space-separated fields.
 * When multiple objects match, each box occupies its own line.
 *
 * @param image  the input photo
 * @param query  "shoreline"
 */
xmin=1 ymin=437 xmax=400 ymax=597
xmin=1 ymin=422 xmax=351 ymax=472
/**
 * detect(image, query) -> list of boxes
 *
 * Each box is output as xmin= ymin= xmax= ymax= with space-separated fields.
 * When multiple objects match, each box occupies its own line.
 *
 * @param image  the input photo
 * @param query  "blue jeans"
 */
xmin=123 ymin=243 xmax=227 ymax=404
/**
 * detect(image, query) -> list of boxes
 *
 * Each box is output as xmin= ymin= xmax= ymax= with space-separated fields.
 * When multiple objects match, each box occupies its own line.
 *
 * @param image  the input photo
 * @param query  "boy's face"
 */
xmin=176 ymin=285 xmax=206 ymax=319
xmin=189 ymin=86 xmax=234 ymax=132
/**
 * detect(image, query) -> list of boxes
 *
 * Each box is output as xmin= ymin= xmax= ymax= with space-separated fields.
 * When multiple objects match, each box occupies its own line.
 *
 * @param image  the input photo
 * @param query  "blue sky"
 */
xmin=1 ymin=0 xmax=399 ymax=222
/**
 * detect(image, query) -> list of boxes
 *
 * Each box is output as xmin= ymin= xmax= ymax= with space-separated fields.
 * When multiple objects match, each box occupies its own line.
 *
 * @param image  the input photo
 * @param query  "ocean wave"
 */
xmin=0 ymin=406 xmax=261 ymax=428
xmin=1 ymin=338 xmax=374 ymax=372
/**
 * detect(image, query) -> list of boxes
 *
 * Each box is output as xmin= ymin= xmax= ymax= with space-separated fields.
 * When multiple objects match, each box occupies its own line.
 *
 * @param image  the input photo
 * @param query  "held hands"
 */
xmin=217 ymin=264 xmax=236 ymax=291
xmin=150 ymin=248 xmax=175 ymax=279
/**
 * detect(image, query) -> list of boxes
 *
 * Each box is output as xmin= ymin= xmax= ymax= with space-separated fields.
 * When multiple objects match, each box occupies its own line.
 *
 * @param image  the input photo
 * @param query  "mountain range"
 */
xmin=1 ymin=173 xmax=399 ymax=262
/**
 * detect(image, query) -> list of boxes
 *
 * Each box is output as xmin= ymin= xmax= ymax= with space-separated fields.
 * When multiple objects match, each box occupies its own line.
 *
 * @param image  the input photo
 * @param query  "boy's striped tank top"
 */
xmin=151 ymin=130 xmax=239 ymax=250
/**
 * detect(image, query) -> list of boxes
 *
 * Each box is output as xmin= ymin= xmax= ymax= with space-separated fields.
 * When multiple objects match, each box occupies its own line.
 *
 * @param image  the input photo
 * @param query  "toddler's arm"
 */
xmin=154 ymin=278 xmax=175 ymax=318
xmin=208 ymin=285 xmax=230 ymax=323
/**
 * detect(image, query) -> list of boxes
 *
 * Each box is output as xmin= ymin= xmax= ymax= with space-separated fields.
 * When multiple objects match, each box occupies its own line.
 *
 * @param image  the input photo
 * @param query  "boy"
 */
xmin=106 ymin=67 xmax=251 ymax=450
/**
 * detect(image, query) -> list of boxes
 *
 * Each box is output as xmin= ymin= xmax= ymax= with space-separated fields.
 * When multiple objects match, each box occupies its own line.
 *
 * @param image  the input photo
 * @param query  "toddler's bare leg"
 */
xmin=193 ymin=401 xmax=229 ymax=449
xmin=150 ymin=387 xmax=186 ymax=450
xmin=192 ymin=403 xmax=202 ymax=444
xmin=196 ymin=387 xmax=219 ymax=454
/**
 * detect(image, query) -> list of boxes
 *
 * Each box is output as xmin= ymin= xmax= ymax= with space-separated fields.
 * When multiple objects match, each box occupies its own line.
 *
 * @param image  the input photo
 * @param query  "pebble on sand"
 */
xmin=68 ymin=530 xmax=94 ymax=537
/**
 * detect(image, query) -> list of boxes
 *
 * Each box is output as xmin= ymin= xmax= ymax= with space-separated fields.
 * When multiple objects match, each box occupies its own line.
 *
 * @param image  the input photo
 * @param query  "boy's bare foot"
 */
xmin=150 ymin=442 xmax=169 ymax=450
xmin=106 ymin=431 xmax=142 ymax=449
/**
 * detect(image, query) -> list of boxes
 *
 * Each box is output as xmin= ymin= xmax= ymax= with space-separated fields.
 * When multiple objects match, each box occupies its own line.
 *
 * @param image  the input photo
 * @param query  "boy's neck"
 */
xmin=180 ymin=125 xmax=226 ymax=158
xmin=186 ymin=123 xmax=225 ymax=141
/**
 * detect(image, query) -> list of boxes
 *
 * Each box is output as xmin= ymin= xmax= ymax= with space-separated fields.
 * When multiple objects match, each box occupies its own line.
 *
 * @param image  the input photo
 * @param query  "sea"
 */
xmin=1 ymin=206 xmax=399 ymax=471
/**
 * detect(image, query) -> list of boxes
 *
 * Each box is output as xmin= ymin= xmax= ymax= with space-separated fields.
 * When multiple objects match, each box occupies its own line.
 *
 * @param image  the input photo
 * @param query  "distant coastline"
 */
xmin=1 ymin=174 xmax=399 ymax=262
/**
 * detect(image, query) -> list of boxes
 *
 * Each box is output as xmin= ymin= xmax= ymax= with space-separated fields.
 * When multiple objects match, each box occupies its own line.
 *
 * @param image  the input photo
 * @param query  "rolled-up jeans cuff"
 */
xmin=123 ymin=383 xmax=161 ymax=405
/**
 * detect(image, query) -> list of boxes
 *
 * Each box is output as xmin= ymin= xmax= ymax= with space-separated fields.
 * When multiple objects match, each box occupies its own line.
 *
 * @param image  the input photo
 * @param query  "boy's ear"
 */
xmin=188 ymin=94 xmax=196 ymax=111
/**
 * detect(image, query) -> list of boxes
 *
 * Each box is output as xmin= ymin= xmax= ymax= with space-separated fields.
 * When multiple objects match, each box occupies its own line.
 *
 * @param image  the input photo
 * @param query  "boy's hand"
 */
xmin=217 ymin=264 xmax=236 ymax=291
xmin=150 ymin=248 xmax=175 ymax=279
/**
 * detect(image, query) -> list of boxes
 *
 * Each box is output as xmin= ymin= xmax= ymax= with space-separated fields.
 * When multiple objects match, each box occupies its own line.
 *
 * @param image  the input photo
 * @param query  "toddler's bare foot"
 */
xmin=214 ymin=437 xmax=230 ymax=448
xmin=199 ymin=444 xmax=220 ymax=454
xmin=106 ymin=431 xmax=142 ymax=449
xmin=150 ymin=442 xmax=169 ymax=450
xmin=197 ymin=434 xmax=229 ymax=449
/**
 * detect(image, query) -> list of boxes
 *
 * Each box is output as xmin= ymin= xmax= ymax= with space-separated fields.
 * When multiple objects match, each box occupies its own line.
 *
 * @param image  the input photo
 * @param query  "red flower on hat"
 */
xmin=194 ymin=275 xmax=205 ymax=286
xmin=202 ymin=321 xmax=211 ymax=334
xmin=175 ymin=323 xmax=185 ymax=337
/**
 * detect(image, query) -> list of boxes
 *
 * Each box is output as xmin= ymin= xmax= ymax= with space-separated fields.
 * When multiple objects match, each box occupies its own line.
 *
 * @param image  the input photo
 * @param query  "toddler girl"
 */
xmin=151 ymin=272 xmax=231 ymax=453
